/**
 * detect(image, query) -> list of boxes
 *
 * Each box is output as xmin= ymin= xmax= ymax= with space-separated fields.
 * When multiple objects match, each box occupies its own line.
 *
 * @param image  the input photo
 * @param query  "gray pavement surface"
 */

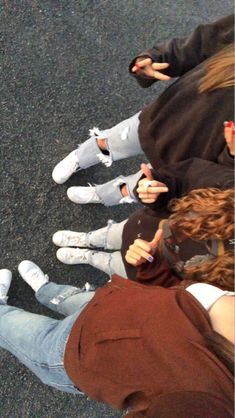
xmin=1 ymin=1 xmax=233 ymax=417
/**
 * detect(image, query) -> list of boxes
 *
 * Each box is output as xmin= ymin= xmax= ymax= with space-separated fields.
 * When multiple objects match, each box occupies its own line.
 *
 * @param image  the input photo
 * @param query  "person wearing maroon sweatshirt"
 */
xmin=0 ymin=261 xmax=234 ymax=417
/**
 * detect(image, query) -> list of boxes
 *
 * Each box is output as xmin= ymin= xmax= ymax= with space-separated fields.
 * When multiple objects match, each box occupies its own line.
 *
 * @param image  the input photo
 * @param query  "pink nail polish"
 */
xmin=135 ymin=63 xmax=141 ymax=71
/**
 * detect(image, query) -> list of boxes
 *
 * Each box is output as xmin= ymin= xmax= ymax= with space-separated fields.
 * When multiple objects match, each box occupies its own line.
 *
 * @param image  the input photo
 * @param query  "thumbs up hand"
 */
xmin=125 ymin=228 xmax=163 ymax=266
xmin=137 ymin=163 xmax=168 ymax=204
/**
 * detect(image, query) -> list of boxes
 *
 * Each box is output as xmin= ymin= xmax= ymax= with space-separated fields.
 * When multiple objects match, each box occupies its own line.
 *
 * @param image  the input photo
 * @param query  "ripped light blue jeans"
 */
xmin=76 ymin=111 xmax=145 ymax=206
xmin=0 ymin=282 xmax=95 ymax=394
xmin=76 ymin=219 xmax=128 ymax=278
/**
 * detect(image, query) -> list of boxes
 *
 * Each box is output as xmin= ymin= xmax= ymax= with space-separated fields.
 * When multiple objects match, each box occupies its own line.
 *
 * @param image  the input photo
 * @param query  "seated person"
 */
xmin=0 ymin=260 xmax=234 ymax=417
xmin=52 ymin=15 xmax=234 ymax=207
xmin=53 ymin=187 xmax=234 ymax=291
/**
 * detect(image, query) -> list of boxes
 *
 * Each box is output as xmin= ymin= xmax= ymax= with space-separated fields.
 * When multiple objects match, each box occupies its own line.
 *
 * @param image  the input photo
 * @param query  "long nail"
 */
xmin=148 ymin=255 xmax=154 ymax=263
xmin=224 ymin=121 xmax=233 ymax=128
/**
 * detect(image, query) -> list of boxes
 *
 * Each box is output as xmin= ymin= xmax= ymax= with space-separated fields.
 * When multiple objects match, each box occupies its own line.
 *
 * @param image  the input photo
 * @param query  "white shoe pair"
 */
xmin=53 ymin=230 xmax=98 ymax=265
xmin=52 ymin=150 xmax=101 ymax=204
xmin=52 ymin=149 xmax=133 ymax=205
xmin=0 ymin=262 xmax=49 ymax=303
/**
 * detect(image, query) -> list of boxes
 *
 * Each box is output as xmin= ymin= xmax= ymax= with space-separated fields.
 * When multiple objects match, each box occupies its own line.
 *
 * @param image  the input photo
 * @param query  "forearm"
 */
xmin=129 ymin=15 xmax=234 ymax=88
xmin=133 ymin=158 xmax=233 ymax=211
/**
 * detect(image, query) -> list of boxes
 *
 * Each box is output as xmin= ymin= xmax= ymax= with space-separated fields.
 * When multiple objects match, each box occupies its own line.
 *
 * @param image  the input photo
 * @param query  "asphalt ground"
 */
xmin=1 ymin=1 xmax=233 ymax=417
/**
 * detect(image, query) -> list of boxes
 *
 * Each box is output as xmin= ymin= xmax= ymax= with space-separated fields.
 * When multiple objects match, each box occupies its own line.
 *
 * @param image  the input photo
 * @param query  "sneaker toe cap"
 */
xmin=18 ymin=260 xmax=35 ymax=276
xmin=56 ymin=248 xmax=70 ymax=263
xmin=52 ymin=231 xmax=63 ymax=246
xmin=0 ymin=269 xmax=12 ymax=285
xmin=67 ymin=187 xmax=78 ymax=202
xmin=52 ymin=165 xmax=67 ymax=184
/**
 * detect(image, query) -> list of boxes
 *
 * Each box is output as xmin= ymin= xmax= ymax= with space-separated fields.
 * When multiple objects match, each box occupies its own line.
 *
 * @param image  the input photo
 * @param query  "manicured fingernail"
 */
xmin=148 ymin=255 xmax=154 ymax=263
xmin=224 ymin=121 xmax=233 ymax=128
xmin=135 ymin=63 xmax=141 ymax=70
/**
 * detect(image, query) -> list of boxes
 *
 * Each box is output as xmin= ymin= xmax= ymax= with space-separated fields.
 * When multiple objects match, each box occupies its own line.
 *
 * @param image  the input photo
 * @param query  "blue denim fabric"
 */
xmin=103 ymin=111 xmax=142 ymax=160
xmin=0 ymin=282 xmax=95 ymax=394
xmin=87 ymin=219 xmax=127 ymax=250
xmin=76 ymin=111 xmax=142 ymax=169
xmin=95 ymin=170 xmax=143 ymax=205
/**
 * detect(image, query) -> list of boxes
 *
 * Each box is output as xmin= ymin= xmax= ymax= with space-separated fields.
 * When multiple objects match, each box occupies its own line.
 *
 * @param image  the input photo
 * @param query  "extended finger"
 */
xmin=142 ymin=180 xmax=152 ymax=191
xmin=152 ymin=62 xmax=170 ymax=70
xmin=138 ymin=179 xmax=162 ymax=188
xmin=137 ymin=186 xmax=168 ymax=194
xmin=132 ymin=58 xmax=152 ymax=72
xmin=152 ymin=71 xmax=171 ymax=81
xmin=138 ymin=178 xmax=167 ymax=187
xmin=146 ymin=186 xmax=168 ymax=193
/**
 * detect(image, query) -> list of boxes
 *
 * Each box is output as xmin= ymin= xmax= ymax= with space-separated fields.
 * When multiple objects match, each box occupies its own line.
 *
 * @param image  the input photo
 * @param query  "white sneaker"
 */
xmin=18 ymin=261 xmax=49 ymax=292
xmin=57 ymin=248 xmax=112 ymax=275
xmin=0 ymin=269 xmax=12 ymax=303
xmin=67 ymin=185 xmax=101 ymax=204
xmin=53 ymin=230 xmax=89 ymax=247
xmin=57 ymin=248 xmax=92 ymax=265
xmin=52 ymin=150 xmax=80 ymax=184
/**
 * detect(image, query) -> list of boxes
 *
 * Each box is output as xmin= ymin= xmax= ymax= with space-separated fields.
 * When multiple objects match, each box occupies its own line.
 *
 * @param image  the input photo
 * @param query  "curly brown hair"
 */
xmin=169 ymin=188 xmax=234 ymax=290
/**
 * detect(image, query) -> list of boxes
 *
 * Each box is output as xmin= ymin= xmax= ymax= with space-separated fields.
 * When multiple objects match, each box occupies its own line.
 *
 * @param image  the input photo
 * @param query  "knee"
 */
xmin=97 ymin=138 xmax=107 ymax=151
xmin=120 ymin=184 xmax=128 ymax=197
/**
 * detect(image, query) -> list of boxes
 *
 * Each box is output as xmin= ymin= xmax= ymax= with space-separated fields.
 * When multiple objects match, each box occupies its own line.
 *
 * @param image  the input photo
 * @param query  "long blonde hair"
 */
xmin=199 ymin=43 xmax=235 ymax=93
xmin=169 ymin=188 xmax=234 ymax=290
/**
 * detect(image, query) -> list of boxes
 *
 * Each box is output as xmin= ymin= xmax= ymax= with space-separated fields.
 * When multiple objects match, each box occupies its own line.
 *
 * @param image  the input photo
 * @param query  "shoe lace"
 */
xmin=71 ymin=157 xmax=80 ymax=172
xmin=63 ymin=232 xmax=88 ymax=247
xmin=29 ymin=270 xmax=49 ymax=281
xmin=78 ymin=250 xmax=91 ymax=261
xmin=84 ymin=183 xmax=101 ymax=203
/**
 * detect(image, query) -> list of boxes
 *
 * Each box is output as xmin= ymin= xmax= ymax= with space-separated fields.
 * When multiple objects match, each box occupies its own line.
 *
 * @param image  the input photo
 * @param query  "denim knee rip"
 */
xmin=50 ymin=284 xmax=94 ymax=306
xmin=112 ymin=177 xmax=135 ymax=204
xmin=89 ymin=127 xmax=113 ymax=167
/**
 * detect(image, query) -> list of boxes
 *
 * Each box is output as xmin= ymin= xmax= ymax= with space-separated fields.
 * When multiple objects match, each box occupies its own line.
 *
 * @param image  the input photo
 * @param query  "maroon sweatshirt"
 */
xmin=64 ymin=276 xmax=233 ymax=417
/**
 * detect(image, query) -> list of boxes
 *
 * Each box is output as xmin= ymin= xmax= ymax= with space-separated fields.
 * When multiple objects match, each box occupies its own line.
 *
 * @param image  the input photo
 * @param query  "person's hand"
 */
xmin=125 ymin=228 xmax=163 ymax=266
xmin=132 ymin=57 xmax=171 ymax=81
xmin=224 ymin=121 xmax=235 ymax=156
xmin=137 ymin=163 xmax=168 ymax=203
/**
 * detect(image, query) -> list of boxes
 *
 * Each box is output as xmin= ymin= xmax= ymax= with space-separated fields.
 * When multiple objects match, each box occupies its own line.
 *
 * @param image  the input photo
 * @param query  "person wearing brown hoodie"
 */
xmin=52 ymin=15 xmax=234 ymax=207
